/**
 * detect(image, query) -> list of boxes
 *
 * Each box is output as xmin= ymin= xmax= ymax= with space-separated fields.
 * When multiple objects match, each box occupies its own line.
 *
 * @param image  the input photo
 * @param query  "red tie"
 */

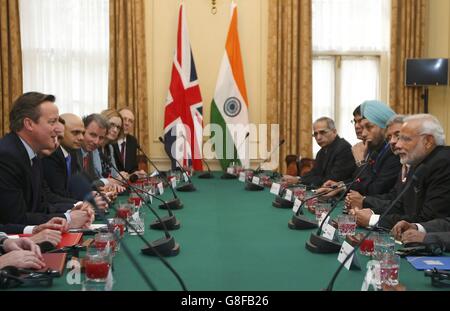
xmin=83 ymin=155 xmax=89 ymax=170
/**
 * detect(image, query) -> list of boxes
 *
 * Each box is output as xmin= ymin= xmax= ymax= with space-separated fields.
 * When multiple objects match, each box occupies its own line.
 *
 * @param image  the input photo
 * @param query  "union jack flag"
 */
xmin=163 ymin=3 xmax=203 ymax=171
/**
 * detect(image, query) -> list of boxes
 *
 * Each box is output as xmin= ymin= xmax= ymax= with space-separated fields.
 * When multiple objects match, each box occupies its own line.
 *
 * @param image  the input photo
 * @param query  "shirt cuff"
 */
xmin=416 ymin=223 xmax=427 ymax=233
xmin=100 ymin=178 xmax=110 ymax=185
xmin=65 ymin=211 xmax=72 ymax=224
xmin=23 ymin=226 xmax=35 ymax=234
xmin=369 ymin=214 xmax=380 ymax=227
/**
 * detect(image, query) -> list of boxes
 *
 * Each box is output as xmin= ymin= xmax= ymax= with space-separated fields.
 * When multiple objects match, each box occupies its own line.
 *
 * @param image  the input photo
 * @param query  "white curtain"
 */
xmin=312 ymin=57 xmax=335 ymax=155
xmin=313 ymin=0 xmax=390 ymax=52
xmin=338 ymin=57 xmax=380 ymax=146
xmin=312 ymin=0 xmax=390 ymax=154
xmin=20 ymin=0 xmax=109 ymax=116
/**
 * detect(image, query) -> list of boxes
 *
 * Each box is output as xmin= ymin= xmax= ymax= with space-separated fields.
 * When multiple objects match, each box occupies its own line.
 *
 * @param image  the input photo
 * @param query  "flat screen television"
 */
xmin=405 ymin=58 xmax=449 ymax=86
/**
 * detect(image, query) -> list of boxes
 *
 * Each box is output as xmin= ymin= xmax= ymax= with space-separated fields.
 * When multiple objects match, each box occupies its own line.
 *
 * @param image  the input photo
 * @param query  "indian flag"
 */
xmin=210 ymin=1 xmax=250 ymax=170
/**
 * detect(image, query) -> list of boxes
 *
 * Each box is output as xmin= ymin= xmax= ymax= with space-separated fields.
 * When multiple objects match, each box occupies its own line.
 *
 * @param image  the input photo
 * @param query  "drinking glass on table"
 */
xmin=380 ymin=253 xmax=400 ymax=287
xmin=84 ymin=246 xmax=112 ymax=283
xmin=315 ymin=202 xmax=331 ymax=225
xmin=337 ymin=214 xmax=356 ymax=237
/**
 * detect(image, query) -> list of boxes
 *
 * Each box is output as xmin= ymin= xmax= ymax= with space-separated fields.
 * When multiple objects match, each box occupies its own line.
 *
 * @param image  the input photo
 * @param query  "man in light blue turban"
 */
xmin=360 ymin=100 xmax=396 ymax=129
xmin=317 ymin=100 xmax=401 ymax=199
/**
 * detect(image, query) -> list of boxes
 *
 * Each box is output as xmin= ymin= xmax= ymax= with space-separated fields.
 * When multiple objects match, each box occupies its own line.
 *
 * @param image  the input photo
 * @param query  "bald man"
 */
xmin=42 ymin=113 xmax=85 ymax=198
xmin=113 ymin=108 xmax=139 ymax=173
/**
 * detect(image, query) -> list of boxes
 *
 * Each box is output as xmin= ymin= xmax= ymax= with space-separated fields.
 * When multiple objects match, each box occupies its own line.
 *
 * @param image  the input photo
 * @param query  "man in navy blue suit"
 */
xmin=0 ymin=92 xmax=93 ymax=234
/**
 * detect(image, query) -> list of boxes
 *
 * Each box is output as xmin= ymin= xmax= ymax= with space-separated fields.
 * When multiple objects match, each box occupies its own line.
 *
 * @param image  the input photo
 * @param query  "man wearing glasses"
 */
xmin=318 ymin=100 xmax=401 ymax=198
xmin=114 ymin=108 xmax=139 ymax=174
xmin=283 ymin=117 xmax=355 ymax=188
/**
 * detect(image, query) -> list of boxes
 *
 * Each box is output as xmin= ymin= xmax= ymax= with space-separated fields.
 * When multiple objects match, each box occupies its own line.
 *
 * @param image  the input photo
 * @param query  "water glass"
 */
xmin=128 ymin=207 xmax=145 ymax=236
xmin=380 ymin=254 xmax=400 ymax=286
xmin=337 ymin=214 xmax=356 ymax=237
xmin=116 ymin=204 xmax=132 ymax=220
xmin=84 ymin=247 xmax=112 ymax=282
xmin=315 ymin=203 xmax=331 ymax=225
xmin=373 ymin=232 xmax=395 ymax=260
xmin=292 ymin=186 xmax=307 ymax=201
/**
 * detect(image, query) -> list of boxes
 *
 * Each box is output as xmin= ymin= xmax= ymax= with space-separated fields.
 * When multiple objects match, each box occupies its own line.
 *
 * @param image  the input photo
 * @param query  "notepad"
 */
xmin=406 ymin=256 xmax=450 ymax=270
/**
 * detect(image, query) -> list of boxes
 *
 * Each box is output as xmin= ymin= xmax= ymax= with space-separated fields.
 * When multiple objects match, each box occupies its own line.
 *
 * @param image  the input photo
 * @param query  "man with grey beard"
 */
xmin=375 ymin=114 xmax=450 ymax=230
xmin=346 ymin=115 xmax=408 ymax=227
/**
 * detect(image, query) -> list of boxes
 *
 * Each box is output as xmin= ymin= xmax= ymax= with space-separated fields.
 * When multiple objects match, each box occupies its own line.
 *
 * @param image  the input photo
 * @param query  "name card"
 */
xmin=183 ymin=173 xmax=189 ymax=182
xmin=322 ymin=223 xmax=336 ymax=241
xmin=239 ymin=172 xmax=246 ymax=182
xmin=338 ymin=241 xmax=355 ymax=271
xmin=170 ymin=177 xmax=177 ymax=188
xmin=227 ymin=167 xmax=234 ymax=174
xmin=292 ymin=198 xmax=302 ymax=214
xmin=284 ymin=189 xmax=293 ymax=201
xmin=270 ymin=183 xmax=281 ymax=195
xmin=157 ymin=182 xmax=164 ymax=195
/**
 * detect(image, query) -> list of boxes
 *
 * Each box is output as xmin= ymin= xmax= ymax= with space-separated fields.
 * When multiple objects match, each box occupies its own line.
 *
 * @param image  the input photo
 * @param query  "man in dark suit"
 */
xmin=318 ymin=100 xmax=401 ymax=197
xmin=392 ymin=218 xmax=450 ymax=250
xmin=0 ymin=92 xmax=92 ymax=233
xmin=113 ymin=108 xmax=139 ymax=173
xmin=376 ymin=114 xmax=450 ymax=229
xmin=43 ymin=113 xmax=85 ymax=198
xmin=283 ymin=117 xmax=356 ymax=188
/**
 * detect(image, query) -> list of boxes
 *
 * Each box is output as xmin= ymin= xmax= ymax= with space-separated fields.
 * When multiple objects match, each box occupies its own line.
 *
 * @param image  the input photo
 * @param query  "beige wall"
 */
xmin=427 ymin=0 xmax=450 ymax=140
xmin=145 ymin=0 xmax=268 ymax=170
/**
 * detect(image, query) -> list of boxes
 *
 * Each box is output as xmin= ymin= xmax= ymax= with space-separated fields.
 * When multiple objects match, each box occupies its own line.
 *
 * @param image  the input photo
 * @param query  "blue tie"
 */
xmin=65 ymin=154 xmax=72 ymax=181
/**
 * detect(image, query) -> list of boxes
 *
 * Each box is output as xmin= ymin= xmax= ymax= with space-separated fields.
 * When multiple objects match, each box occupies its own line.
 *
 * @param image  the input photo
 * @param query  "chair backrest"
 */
xmin=285 ymin=155 xmax=315 ymax=176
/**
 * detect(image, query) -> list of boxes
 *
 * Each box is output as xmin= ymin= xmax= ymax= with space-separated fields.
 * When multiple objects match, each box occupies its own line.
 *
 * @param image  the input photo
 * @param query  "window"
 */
xmin=20 ymin=0 xmax=109 ymax=116
xmin=312 ymin=0 xmax=390 ymax=155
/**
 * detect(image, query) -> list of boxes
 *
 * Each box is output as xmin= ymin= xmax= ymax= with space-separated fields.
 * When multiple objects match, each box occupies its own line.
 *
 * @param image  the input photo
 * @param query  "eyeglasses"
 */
xmin=312 ymin=129 xmax=330 ymax=137
xmin=109 ymin=123 xmax=122 ymax=131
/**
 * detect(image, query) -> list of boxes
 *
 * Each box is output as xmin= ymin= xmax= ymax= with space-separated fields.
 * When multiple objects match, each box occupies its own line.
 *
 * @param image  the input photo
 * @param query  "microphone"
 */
xmin=198 ymin=159 xmax=214 ymax=179
xmin=324 ymin=164 xmax=427 ymax=291
xmin=158 ymin=136 xmax=196 ymax=192
xmin=136 ymin=143 xmax=184 ymax=210
xmin=221 ymin=132 xmax=250 ymax=180
xmin=0 ymin=266 xmax=53 ymax=289
xmin=288 ymin=185 xmax=346 ymax=230
xmin=306 ymin=160 xmax=373 ymax=254
xmin=109 ymin=174 xmax=180 ymax=231
xmin=70 ymin=174 xmax=185 ymax=290
xmin=245 ymin=138 xmax=285 ymax=191
xmin=254 ymin=139 xmax=285 ymax=174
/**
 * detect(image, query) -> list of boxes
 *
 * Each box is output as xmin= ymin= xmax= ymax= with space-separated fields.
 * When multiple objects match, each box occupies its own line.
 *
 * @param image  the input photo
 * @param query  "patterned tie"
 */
xmin=65 ymin=154 xmax=72 ymax=180
xmin=83 ymin=154 xmax=89 ymax=170
xmin=120 ymin=141 xmax=126 ymax=164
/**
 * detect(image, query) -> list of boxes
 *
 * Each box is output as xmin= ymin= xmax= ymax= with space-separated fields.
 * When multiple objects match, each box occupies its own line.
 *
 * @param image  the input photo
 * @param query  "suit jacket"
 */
xmin=422 ymin=218 xmax=450 ymax=233
xmin=74 ymin=149 xmax=105 ymax=189
xmin=42 ymin=146 xmax=78 ymax=198
xmin=379 ymin=146 xmax=450 ymax=229
xmin=113 ymin=134 xmax=138 ymax=173
xmin=0 ymin=133 xmax=57 ymax=226
xmin=349 ymin=142 xmax=402 ymax=196
xmin=301 ymin=136 xmax=356 ymax=187
xmin=363 ymin=167 xmax=412 ymax=214
xmin=0 ymin=224 xmax=26 ymax=234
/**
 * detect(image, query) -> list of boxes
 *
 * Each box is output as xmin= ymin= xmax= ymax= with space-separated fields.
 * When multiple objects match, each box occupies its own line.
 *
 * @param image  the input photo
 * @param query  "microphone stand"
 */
xmin=324 ymin=164 xmax=426 ymax=291
xmin=245 ymin=139 xmax=285 ymax=191
xmin=199 ymin=159 xmax=214 ymax=179
xmin=109 ymin=175 xmax=181 ymax=231
xmin=158 ymin=137 xmax=196 ymax=192
xmin=288 ymin=186 xmax=345 ymax=230
xmin=306 ymin=161 xmax=373 ymax=253
xmin=221 ymin=132 xmax=250 ymax=179
xmin=90 ymin=182 xmax=187 ymax=290
xmin=136 ymin=144 xmax=184 ymax=210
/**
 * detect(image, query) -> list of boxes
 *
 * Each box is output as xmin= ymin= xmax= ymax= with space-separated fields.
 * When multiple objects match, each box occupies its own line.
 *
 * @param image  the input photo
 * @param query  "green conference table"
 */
xmin=42 ymin=173 xmax=447 ymax=291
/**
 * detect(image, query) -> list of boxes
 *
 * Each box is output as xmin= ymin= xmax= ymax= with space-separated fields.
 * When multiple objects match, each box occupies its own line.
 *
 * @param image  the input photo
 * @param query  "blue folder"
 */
xmin=406 ymin=256 xmax=450 ymax=270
